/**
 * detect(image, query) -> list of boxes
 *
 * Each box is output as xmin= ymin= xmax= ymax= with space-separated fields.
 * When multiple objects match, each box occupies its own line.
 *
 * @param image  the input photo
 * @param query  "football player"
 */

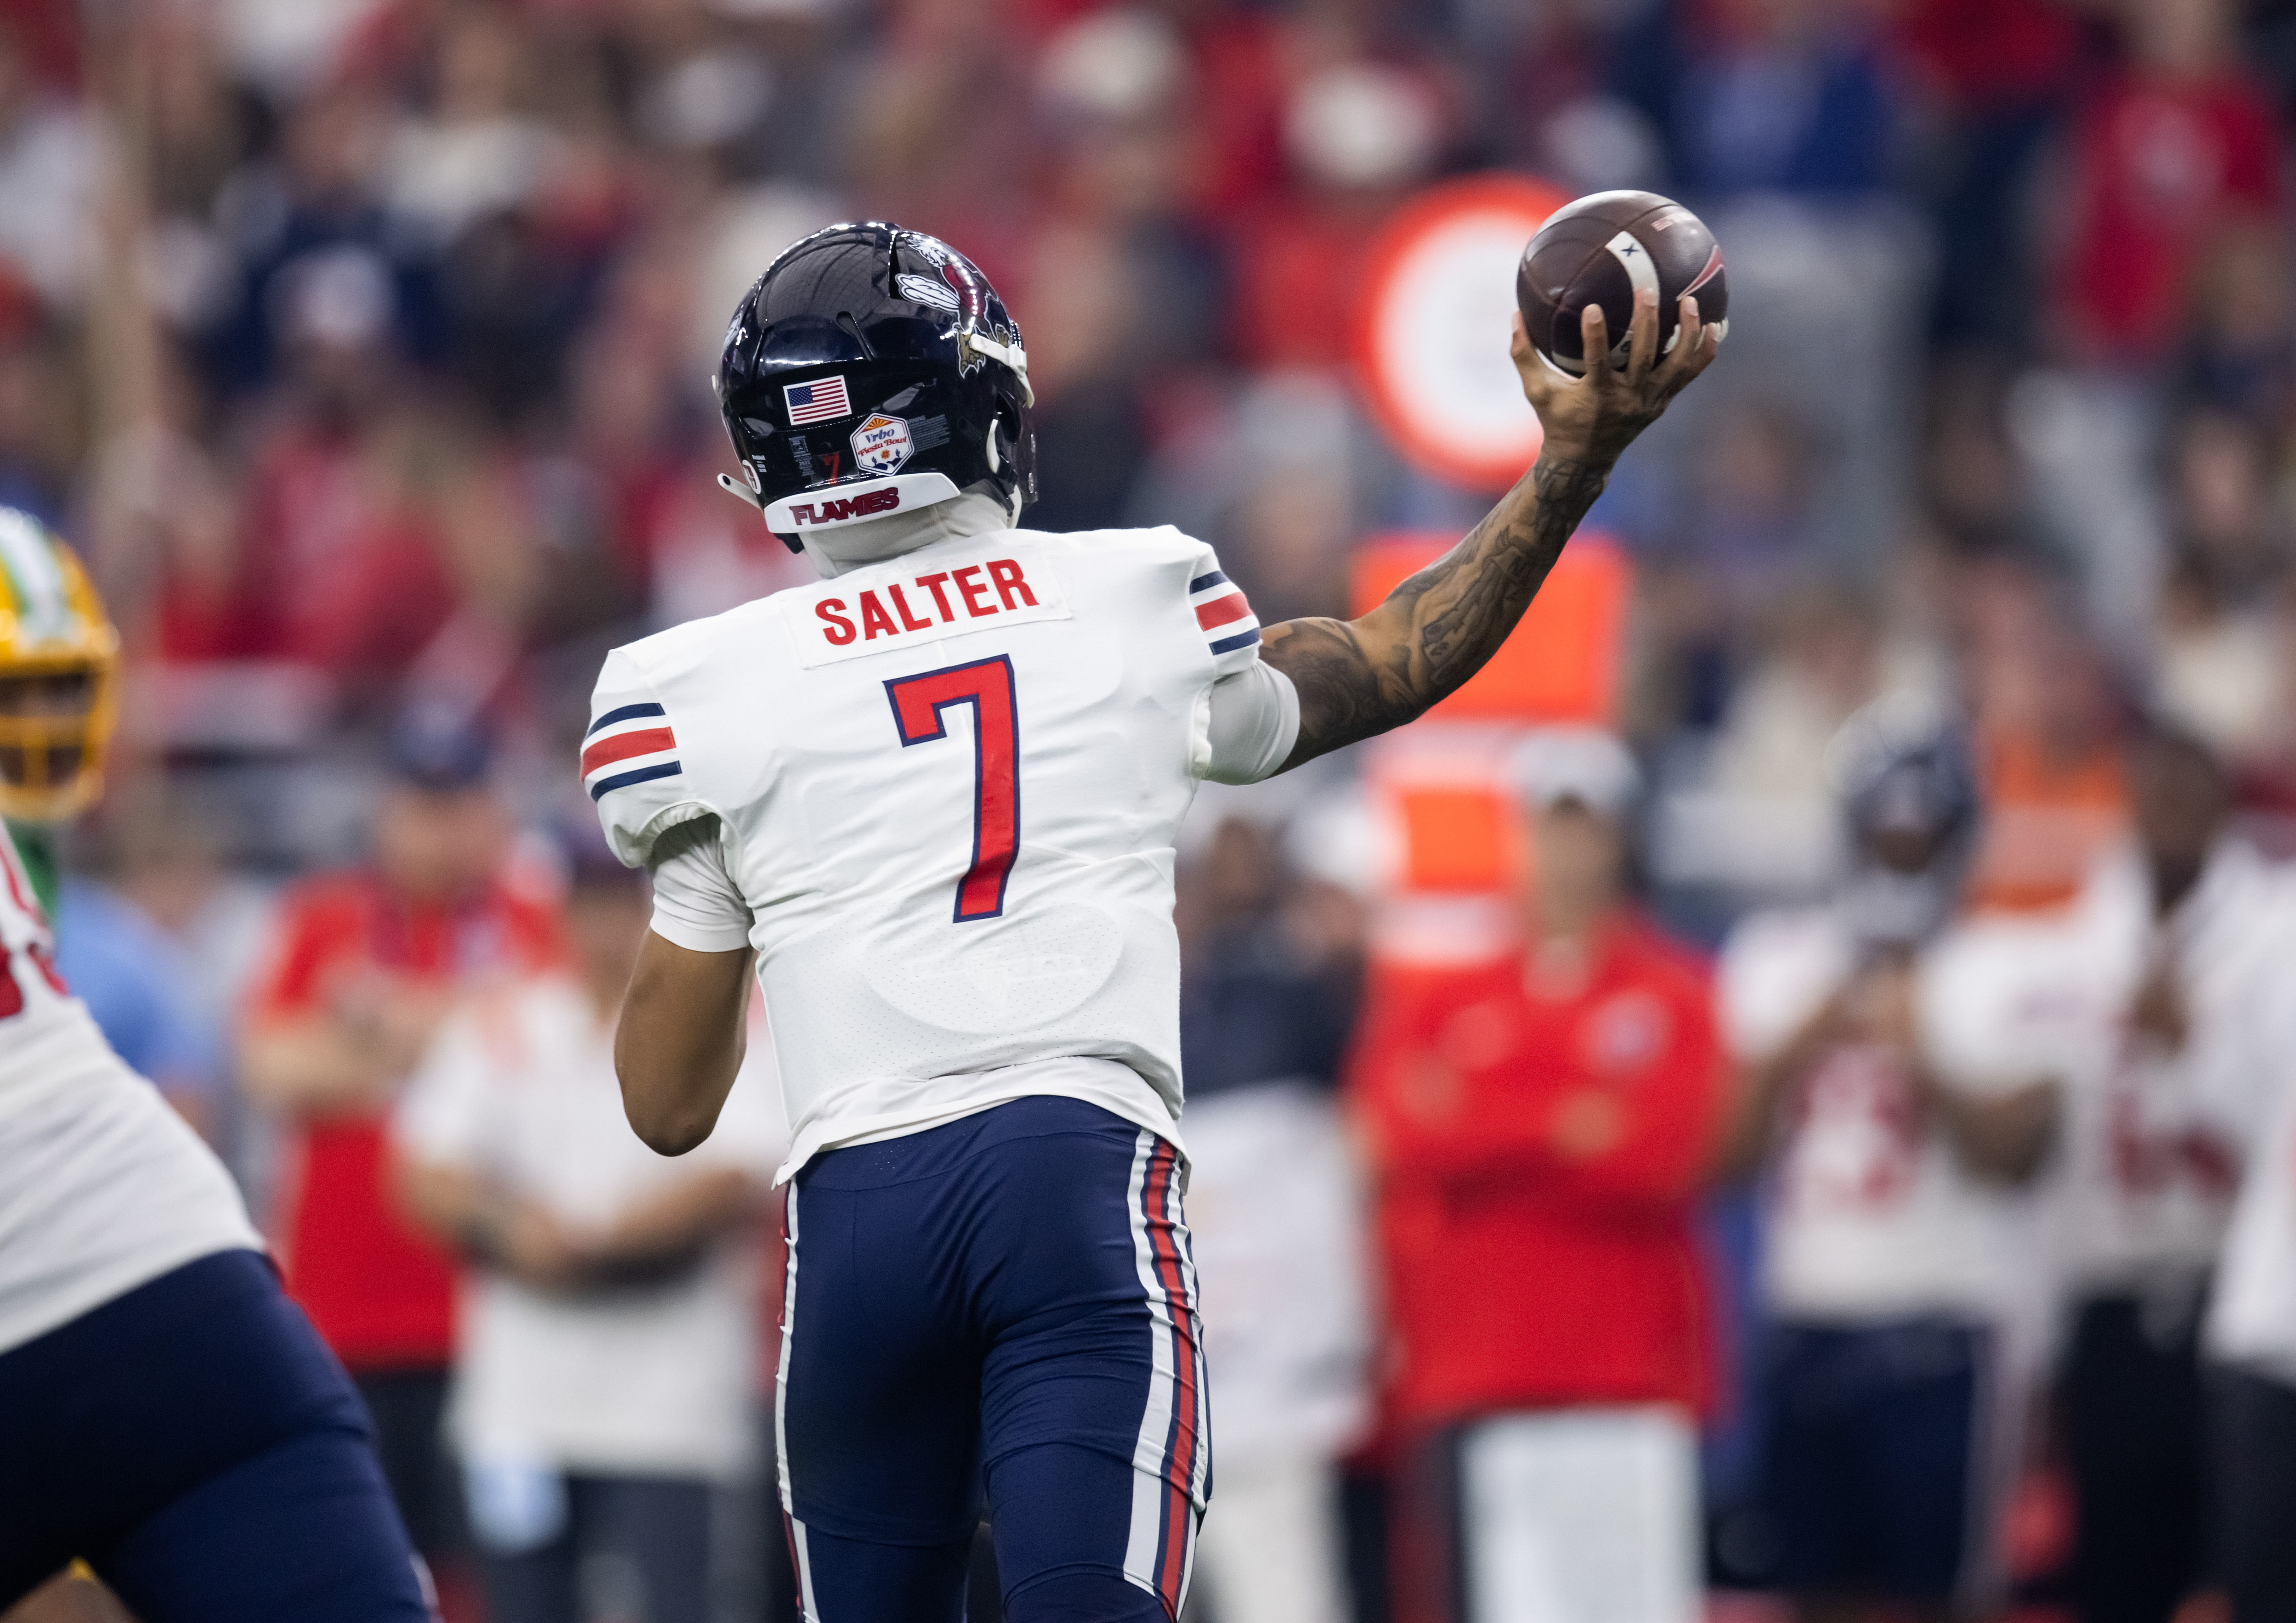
xmin=0 ymin=511 xmax=433 ymax=1623
xmin=1712 ymin=710 xmax=2064 ymax=1620
xmin=588 ymin=223 xmax=1714 ymax=1623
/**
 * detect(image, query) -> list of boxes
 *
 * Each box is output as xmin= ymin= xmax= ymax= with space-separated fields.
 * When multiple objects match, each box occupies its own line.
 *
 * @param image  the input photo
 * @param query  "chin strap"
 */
xmin=715 ymin=473 xmax=765 ymax=513
xmin=959 ymin=328 xmax=1034 ymax=407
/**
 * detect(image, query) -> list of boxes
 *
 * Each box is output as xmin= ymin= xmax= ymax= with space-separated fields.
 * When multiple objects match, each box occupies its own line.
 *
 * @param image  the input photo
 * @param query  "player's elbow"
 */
xmin=615 ymin=1051 xmax=720 ymax=1156
xmin=621 ymin=1079 xmax=718 ymax=1157
xmin=641 ymin=1122 xmax=713 ymax=1158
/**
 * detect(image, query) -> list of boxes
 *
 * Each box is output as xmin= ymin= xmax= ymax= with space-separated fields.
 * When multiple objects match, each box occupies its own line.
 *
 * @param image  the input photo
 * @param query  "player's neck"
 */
xmin=800 ymin=486 xmax=1018 ymax=578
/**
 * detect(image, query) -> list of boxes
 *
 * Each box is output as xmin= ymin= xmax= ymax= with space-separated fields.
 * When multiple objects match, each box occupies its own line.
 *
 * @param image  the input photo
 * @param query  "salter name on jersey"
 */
xmin=588 ymin=522 xmax=1281 ymax=1182
xmin=786 ymin=552 xmax=1069 ymax=667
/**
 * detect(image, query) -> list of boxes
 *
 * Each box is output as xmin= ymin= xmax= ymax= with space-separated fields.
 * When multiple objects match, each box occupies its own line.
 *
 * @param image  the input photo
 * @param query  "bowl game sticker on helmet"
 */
xmin=852 ymin=413 xmax=915 ymax=476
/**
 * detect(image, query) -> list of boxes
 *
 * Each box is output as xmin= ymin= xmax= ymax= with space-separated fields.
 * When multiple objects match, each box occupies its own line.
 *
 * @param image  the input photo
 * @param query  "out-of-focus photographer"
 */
xmin=389 ymin=827 xmax=781 ymax=1623
xmin=1714 ymin=706 xmax=2064 ymax=1623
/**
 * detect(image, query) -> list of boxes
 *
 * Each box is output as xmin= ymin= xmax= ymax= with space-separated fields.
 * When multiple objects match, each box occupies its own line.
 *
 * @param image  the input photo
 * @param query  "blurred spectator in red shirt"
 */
xmin=1349 ymin=727 xmax=1725 ymax=1623
xmin=163 ymin=238 xmax=457 ymax=691
xmin=1229 ymin=56 xmax=1445 ymax=372
xmin=2051 ymin=0 xmax=2286 ymax=365
xmin=239 ymin=709 xmax=557 ymax=1582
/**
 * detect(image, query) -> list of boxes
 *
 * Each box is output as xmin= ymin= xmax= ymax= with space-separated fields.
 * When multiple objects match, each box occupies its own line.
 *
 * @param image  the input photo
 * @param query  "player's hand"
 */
xmin=497 ymin=1203 xmax=588 ymax=1290
xmin=332 ymin=972 xmax=457 ymax=1081
xmin=2129 ymin=958 xmax=2189 ymax=1052
xmin=1791 ymin=983 xmax=1861 ymax=1056
xmin=1549 ymin=1088 xmax=1626 ymax=1161
xmin=1514 ymin=290 xmax=1715 ymax=470
xmin=1846 ymin=957 xmax=1920 ymax=1052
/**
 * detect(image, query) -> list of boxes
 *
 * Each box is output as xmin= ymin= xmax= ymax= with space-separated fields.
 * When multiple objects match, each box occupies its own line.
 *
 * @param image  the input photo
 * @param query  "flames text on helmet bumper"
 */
xmin=758 ymin=471 xmax=965 ymax=534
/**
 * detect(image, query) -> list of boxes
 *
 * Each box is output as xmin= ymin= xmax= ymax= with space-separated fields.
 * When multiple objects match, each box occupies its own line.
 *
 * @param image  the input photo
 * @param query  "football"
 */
xmin=1516 ymin=190 xmax=1729 ymax=377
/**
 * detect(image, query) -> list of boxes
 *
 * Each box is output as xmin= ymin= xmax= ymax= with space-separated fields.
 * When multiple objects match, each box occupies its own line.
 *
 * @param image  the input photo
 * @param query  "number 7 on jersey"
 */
xmin=886 ymin=655 xmax=1020 ymax=923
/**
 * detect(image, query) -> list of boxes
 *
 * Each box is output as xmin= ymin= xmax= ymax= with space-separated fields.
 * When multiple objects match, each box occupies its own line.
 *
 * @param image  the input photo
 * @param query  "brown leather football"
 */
xmin=1516 ymin=190 xmax=1729 ymax=376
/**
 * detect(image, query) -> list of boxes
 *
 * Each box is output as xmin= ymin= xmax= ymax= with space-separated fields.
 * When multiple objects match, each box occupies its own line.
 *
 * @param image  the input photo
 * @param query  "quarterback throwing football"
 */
xmin=588 ymin=222 xmax=1714 ymax=1622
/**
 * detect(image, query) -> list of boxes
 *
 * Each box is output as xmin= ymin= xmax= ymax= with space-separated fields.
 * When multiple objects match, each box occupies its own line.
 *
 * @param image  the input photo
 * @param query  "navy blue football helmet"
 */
xmin=1829 ymin=700 xmax=1982 ymax=948
xmin=715 ymin=222 xmax=1036 ymax=552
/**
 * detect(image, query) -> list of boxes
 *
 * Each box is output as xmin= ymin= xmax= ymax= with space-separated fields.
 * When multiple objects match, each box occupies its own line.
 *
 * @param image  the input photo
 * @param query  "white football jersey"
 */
xmin=2042 ymin=842 xmax=2296 ymax=1295
xmin=2209 ymin=1063 xmax=2296 ymax=1383
xmin=1719 ymin=906 xmax=2065 ymax=1322
xmin=393 ymin=976 xmax=787 ymax=1478
xmin=0 ymin=824 xmax=260 ymax=1352
xmin=588 ymin=523 xmax=1276 ymax=1178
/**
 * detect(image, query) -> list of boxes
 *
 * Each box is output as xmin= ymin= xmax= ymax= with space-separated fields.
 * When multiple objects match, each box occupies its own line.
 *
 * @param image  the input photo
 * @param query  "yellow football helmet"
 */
xmin=0 ymin=509 xmax=119 ymax=822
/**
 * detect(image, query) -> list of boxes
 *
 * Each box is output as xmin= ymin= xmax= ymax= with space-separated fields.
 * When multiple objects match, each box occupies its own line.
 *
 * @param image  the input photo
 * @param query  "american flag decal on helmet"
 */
xmin=784 ymin=376 xmax=852 ymax=426
xmin=1188 ymin=571 xmax=1259 ymax=655
xmin=582 ymin=702 xmax=680 ymax=800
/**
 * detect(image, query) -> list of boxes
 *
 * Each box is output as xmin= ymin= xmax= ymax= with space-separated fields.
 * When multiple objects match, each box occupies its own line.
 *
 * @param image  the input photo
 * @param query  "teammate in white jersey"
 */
xmin=587 ymin=221 xmax=1714 ymax=1622
xmin=2040 ymin=726 xmax=2296 ymax=1623
xmin=0 ymin=513 xmax=430 ymax=1622
xmin=1713 ymin=708 xmax=2063 ymax=1619
xmin=2203 ymin=957 xmax=2296 ymax=1623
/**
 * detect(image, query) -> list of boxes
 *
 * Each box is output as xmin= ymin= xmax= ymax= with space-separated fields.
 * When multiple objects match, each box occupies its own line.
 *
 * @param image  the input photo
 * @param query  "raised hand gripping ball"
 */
xmin=1516 ymin=190 xmax=1729 ymax=377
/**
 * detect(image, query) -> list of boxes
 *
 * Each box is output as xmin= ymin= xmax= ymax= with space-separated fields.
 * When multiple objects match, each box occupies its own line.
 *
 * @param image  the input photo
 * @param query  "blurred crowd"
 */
xmin=12 ymin=0 xmax=2296 ymax=1617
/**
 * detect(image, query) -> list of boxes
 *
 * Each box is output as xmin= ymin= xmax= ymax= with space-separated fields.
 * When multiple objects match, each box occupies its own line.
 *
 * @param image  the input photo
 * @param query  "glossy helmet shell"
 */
xmin=1829 ymin=700 xmax=1981 ymax=947
xmin=717 ymin=222 xmax=1036 ymax=552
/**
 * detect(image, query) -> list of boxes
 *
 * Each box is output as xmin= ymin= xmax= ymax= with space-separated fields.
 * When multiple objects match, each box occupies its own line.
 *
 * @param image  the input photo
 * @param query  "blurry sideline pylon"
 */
xmin=1349 ymin=532 xmax=1632 ymax=965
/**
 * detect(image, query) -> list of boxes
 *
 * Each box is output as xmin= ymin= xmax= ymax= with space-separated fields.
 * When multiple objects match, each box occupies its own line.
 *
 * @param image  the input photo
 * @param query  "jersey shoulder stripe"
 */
xmin=589 ymin=700 xmax=667 ymax=735
xmin=583 ymin=704 xmax=682 ymax=801
xmin=1187 ymin=569 xmax=1260 ymax=656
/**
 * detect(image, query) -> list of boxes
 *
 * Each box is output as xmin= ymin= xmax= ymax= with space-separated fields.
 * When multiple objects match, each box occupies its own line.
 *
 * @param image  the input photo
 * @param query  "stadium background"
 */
xmin=1 ymin=0 xmax=2291 ymax=1618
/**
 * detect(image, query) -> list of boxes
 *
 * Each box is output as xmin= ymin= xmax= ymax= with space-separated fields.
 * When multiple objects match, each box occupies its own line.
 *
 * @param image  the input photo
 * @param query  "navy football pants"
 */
xmin=1758 ymin=1317 xmax=1988 ymax=1601
xmin=0 ymin=1248 xmax=433 ymax=1621
xmin=778 ymin=1098 xmax=1210 ymax=1622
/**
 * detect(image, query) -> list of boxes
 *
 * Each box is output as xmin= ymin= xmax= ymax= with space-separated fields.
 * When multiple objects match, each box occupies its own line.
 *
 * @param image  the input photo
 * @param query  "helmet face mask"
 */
xmin=716 ymin=223 xmax=1036 ymax=552
xmin=0 ymin=666 xmax=113 ymax=820
xmin=0 ymin=512 xmax=119 ymax=823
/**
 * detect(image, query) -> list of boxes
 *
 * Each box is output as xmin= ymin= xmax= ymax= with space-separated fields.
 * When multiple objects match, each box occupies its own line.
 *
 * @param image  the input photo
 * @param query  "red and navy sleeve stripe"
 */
xmin=582 ymin=701 xmax=682 ymax=800
xmin=1188 ymin=570 xmax=1261 ymax=657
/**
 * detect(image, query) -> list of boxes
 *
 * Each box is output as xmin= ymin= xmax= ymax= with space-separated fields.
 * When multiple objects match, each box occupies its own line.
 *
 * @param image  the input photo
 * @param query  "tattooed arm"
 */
xmin=1262 ymin=288 xmax=1717 ymax=769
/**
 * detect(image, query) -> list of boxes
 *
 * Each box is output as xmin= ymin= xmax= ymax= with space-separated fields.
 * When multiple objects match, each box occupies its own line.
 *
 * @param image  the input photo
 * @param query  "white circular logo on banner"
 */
xmin=1356 ymin=177 xmax=1566 ymax=491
